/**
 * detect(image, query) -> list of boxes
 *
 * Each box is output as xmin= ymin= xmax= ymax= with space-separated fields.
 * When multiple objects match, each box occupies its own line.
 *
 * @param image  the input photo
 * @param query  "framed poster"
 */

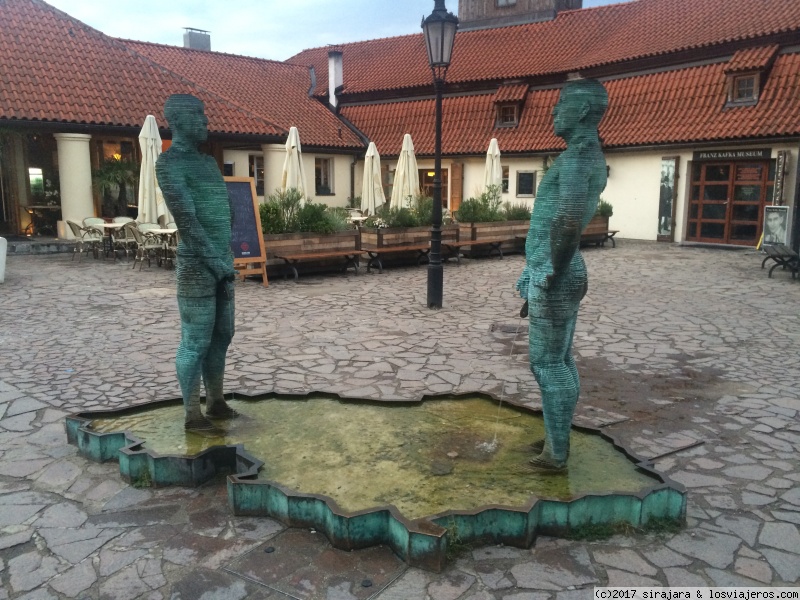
xmin=763 ymin=205 xmax=790 ymax=246
xmin=224 ymin=176 xmax=268 ymax=287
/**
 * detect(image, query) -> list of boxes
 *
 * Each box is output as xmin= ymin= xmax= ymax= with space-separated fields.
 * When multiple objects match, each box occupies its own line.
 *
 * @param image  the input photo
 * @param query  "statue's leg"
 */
xmin=204 ymin=283 xmax=237 ymax=418
xmin=176 ymin=295 xmax=216 ymax=430
xmin=528 ymin=312 xmax=579 ymax=470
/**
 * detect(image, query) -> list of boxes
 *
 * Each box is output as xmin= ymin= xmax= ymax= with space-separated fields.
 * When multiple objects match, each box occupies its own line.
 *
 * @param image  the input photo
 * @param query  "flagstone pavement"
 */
xmin=0 ymin=241 xmax=798 ymax=599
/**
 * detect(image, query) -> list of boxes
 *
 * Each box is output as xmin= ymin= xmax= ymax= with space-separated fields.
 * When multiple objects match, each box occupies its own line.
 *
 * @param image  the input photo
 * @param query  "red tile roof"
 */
xmin=0 ymin=0 xmax=281 ymax=136
xmin=341 ymin=53 xmax=800 ymax=157
xmin=494 ymin=83 xmax=529 ymax=103
xmin=724 ymin=44 xmax=779 ymax=73
xmin=288 ymin=0 xmax=800 ymax=96
xmin=121 ymin=40 xmax=364 ymax=149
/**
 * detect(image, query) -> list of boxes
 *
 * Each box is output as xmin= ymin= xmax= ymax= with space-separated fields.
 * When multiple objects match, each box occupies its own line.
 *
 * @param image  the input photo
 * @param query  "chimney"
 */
xmin=328 ymin=50 xmax=343 ymax=109
xmin=183 ymin=27 xmax=210 ymax=51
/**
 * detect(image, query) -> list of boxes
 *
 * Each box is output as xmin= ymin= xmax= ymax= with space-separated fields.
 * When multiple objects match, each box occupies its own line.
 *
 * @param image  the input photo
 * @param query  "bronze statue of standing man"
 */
xmin=516 ymin=79 xmax=608 ymax=471
xmin=157 ymin=94 xmax=238 ymax=431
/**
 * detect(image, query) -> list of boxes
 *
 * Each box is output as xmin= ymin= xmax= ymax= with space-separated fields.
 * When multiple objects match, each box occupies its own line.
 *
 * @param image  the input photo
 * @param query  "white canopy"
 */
xmin=389 ymin=134 xmax=420 ymax=210
xmin=484 ymin=138 xmax=502 ymax=192
xmin=137 ymin=115 xmax=171 ymax=225
xmin=281 ymin=126 xmax=308 ymax=203
xmin=361 ymin=142 xmax=385 ymax=215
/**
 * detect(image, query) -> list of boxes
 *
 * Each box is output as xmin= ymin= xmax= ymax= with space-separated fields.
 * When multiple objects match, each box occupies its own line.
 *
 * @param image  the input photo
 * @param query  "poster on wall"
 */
xmin=763 ymin=205 xmax=790 ymax=246
xmin=658 ymin=157 xmax=679 ymax=242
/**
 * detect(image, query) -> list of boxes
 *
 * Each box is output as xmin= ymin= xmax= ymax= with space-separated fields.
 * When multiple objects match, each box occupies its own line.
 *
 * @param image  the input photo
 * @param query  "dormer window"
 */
xmin=497 ymin=104 xmax=519 ymax=127
xmin=723 ymin=45 xmax=778 ymax=108
xmin=732 ymin=74 xmax=757 ymax=103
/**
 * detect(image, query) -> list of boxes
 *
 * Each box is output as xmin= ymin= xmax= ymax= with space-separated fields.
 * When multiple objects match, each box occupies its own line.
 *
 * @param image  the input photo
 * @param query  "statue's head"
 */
xmin=552 ymin=78 xmax=608 ymax=140
xmin=164 ymin=94 xmax=208 ymax=145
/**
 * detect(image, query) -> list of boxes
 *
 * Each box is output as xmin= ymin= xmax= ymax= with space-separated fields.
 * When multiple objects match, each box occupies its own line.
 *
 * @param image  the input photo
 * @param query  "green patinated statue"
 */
xmin=156 ymin=94 xmax=238 ymax=431
xmin=516 ymin=79 xmax=608 ymax=471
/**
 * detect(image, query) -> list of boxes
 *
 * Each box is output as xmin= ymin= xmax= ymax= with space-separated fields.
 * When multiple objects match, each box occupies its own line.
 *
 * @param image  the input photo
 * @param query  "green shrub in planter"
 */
xmin=456 ymin=185 xmax=504 ymax=222
xmin=259 ymin=187 xmax=350 ymax=234
xmin=503 ymin=202 xmax=531 ymax=221
xmin=364 ymin=205 xmax=420 ymax=228
xmin=596 ymin=199 xmax=613 ymax=218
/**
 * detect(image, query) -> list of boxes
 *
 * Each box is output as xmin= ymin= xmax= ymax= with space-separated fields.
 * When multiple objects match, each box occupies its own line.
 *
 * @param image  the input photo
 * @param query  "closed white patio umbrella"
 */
xmin=281 ymin=126 xmax=308 ymax=203
xmin=137 ymin=115 xmax=172 ymax=225
xmin=484 ymin=138 xmax=502 ymax=192
xmin=361 ymin=142 xmax=385 ymax=215
xmin=389 ymin=134 xmax=420 ymax=210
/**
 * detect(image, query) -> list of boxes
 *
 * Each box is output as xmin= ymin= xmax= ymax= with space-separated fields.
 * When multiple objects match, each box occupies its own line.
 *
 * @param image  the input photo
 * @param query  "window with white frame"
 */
xmin=496 ymin=104 xmax=519 ymax=127
xmin=502 ymin=166 xmax=509 ymax=193
xmin=726 ymin=73 xmax=759 ymax=106
xmin=315 ymin=157 xmax=334 ymax=195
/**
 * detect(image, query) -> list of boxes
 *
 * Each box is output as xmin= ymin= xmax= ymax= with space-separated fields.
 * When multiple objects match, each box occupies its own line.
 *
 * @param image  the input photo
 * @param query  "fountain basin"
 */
xmin=66 ymin=392 xmax=685 ymax=571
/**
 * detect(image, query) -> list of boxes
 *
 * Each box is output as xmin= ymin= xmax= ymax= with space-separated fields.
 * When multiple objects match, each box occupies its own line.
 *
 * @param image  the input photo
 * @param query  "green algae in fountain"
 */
xmin=88 ymin=394 xmax=658 ymax=520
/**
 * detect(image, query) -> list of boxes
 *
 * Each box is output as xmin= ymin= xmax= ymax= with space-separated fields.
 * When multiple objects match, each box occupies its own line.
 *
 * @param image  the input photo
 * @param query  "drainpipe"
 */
xmin=351 ymin=154 xmax=359 ymax=202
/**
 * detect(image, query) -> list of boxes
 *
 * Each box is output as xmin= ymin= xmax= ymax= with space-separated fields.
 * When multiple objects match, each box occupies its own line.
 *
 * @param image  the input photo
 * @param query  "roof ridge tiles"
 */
xmin=118 ymin=37 xmax=308 ymax=71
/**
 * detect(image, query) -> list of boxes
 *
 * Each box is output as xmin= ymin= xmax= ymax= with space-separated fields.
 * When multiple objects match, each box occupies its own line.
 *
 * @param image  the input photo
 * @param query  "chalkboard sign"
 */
xmin=225 ymin=177 xmax=268 ymax=286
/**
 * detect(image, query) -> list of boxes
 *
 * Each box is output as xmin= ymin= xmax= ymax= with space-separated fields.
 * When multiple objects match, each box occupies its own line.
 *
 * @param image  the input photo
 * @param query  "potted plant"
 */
xmin=360 ymin=196 xmax=457 ymax=250
xmin=93 ymin=158 xmax=139 ymax=218
xmin=259 ymin=188 xmax=358 ymax=270
xmin=455 ymin=185 xmax=530 ymax=253
xmin=584 ymin=199 xmax=613 ymax=237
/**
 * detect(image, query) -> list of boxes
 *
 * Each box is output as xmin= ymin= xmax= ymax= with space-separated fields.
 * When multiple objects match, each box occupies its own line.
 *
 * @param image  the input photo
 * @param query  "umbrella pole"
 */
xmin=427 ymin=77 xmax=444 ymax=309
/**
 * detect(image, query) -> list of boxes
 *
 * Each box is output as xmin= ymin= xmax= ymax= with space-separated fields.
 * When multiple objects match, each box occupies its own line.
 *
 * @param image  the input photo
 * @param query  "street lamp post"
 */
xmin=422 ymin=0 xmax=458 ymax=309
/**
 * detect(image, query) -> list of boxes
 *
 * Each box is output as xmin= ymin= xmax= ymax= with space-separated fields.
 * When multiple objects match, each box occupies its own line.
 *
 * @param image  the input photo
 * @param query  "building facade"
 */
xmin=2 ymin=0 xmax=800 ymax=250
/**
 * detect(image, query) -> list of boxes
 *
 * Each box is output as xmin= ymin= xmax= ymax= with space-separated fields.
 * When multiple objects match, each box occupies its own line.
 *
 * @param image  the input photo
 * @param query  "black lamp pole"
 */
xmin=422 ymin=0 xmax=458 ymax=309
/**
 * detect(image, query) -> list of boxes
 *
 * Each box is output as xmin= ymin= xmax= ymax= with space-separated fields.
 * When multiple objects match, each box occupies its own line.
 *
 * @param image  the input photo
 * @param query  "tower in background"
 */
xmin=458 ymin=0 xmax=583 ymax=30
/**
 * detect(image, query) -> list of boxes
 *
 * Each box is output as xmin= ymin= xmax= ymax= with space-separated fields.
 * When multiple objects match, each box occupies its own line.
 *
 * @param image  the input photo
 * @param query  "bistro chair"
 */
xmin=66 ymin=220 xmax=102 ymax=262
xmin=82 ymin=217 xmax=108 ymax=257
xmin=112 ymin=217 xmax=136 ymax=259
xmin=130 ymin=224 xmax=164 ymax=271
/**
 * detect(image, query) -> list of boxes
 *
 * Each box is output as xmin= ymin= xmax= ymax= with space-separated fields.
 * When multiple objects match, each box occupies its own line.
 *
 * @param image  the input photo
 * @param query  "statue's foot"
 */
xmin=530 ymin=439 xmax=545 ymax=453
xmin=185 ymin=416 xmax=219 ymax=432
xmin=528 ymin=455 xmax=568 ymax=473
xmin=206 ymin=400 xmax=239 ymax=419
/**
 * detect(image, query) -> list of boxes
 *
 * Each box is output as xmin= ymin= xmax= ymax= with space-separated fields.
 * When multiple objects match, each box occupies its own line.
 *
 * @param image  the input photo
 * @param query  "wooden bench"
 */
xmin=442 ymin=238 xmax=508 ymax=262
xmin=363 ymin=244 xmax=431 ymax=274
xmin=761 ymin=244 xmax=799 ymax=279
xmin=274 ymin=250 xmax=361 ymax=281
xmin=581 ymin=229 xmax=619 ymax=248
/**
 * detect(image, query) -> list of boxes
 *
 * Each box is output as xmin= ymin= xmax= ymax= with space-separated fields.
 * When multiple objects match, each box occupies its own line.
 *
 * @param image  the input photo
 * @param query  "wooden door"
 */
xmin=686 ymin=161 xmax=774 ymax=246
xmin=450 ymin=162 xmax=463 ymax=213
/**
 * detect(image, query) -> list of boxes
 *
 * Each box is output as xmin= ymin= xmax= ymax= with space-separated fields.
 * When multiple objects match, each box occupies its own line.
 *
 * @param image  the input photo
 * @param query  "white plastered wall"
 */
xmin=224 ymin=146 xmax=355 ymax=207
xmin=604 ymin=143 xmax=799 ymax=242
xmin=350 ymin=155 xmax=547 ymax=209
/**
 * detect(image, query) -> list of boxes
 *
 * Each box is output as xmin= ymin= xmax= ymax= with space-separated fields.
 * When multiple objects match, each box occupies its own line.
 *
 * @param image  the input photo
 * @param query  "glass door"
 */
xmin=687 ymin=161 xmax=773 ymax=246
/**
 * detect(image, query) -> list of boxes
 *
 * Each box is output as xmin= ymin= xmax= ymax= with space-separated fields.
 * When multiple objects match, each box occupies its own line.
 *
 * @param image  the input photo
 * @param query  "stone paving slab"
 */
xmin=0 ymin=242 xmax=799 ymax=598
xmin=225 ymin=529 xmax=406 ymax=599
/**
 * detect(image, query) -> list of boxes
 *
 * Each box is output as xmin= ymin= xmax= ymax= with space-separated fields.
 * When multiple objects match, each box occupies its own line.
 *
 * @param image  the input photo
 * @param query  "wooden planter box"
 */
xmin=580 ymin=214 xmax=614 ymax=247
xmin=582 ymin=214 xmax=610 ymax=238
xmin=263 ymin=229 xmax=360 ymax=273
xmin=360 ymin=224 xmax=458 ymax=250
xmin=458 ymin=220 xmax=529 ymax=254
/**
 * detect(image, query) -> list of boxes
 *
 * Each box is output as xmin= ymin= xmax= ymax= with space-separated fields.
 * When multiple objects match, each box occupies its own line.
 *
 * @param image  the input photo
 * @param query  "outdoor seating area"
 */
xmin=66 ymin=218 xmax=178 ymax=269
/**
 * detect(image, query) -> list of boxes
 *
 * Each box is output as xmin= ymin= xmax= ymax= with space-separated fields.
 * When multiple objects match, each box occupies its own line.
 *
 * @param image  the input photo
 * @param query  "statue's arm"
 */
xmin=536 ymin=152 xmax=590 ymax=288
xmin=516 ymin=223 xmax=534 ymax=298
xmin=157 ymin=156 xmax=233 ymax=281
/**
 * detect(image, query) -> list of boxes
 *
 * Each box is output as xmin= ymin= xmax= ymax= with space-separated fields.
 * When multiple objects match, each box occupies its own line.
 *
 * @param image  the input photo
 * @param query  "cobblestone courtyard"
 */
xmin=0 ymin=241 xmax=798 ymax=599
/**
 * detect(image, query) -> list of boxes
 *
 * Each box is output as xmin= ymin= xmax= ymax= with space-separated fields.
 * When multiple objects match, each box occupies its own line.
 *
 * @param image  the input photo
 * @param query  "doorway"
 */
xmin=686 ymin=160 xmax=774 ymax=245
